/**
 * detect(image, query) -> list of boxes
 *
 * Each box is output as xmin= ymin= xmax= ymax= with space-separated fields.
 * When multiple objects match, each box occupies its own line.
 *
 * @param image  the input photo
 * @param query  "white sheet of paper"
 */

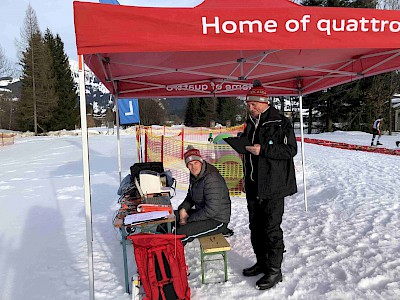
xmin=124 ymin=211 xmax=169 ymax=225
xmin=139 ymin=173 xmax=162 ymax=194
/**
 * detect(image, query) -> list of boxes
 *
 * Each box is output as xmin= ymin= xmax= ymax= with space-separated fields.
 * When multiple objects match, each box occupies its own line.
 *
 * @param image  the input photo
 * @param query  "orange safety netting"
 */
xmin=1 ymin=133 xmax=15 ymax=146
xmin=137 ymin=125 xmax=246 ymax=196
xmin=299 ymin=137 xmax=400 ymax=156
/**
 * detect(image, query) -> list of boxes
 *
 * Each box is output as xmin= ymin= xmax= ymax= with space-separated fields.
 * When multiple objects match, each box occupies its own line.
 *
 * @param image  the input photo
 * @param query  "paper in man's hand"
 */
xmin=223 ymin=136 xmax=253 ymax=154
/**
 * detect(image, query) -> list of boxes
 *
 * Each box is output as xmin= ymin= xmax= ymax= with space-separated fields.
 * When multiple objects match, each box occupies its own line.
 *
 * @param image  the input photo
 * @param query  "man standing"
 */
xmin=175 ymin=146 xmax=233 ymax=245
xmin=241 ymin=80 xmax=297 ymax=290
xmin=371 ymin=116 xmax=383 ymax=146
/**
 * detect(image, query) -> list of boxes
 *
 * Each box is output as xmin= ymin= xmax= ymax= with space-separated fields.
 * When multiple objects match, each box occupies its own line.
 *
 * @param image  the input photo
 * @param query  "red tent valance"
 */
xmin=73 ymin=0 xmax=400 ymax=97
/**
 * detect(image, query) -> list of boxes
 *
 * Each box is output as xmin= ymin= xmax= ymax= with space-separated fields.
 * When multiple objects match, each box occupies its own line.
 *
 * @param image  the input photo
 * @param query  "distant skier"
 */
xmin=396 ymin=141 xmax=400 ymax=147
xmin=371 ymin=116 xmax=383 ymax=146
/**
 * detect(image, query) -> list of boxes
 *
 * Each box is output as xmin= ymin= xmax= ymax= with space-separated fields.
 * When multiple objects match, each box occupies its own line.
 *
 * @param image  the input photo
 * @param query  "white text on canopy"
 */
xmin=201 ymin=15 xmax=400 ymax=36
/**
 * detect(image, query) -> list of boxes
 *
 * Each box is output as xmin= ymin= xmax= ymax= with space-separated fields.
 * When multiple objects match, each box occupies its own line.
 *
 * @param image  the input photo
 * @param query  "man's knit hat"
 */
xmin=184 ymin=145 xmax=203 ymax=166
xmin=246 ymin=80 xmax=269 ymax=103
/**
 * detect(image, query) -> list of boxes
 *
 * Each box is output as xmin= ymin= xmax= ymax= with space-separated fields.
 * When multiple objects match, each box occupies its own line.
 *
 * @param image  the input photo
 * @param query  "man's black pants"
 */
xmin=246 ymin=187 xmax=285 ymax=270
xmin=173 ymin=209 xmax=228 ymax=245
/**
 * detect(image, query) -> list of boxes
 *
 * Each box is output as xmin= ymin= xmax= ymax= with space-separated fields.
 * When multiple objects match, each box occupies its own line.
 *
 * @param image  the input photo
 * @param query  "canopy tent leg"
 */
xmin=298 ymin=91 xmax=308 ymax=212
xmin=115 ymin=95 xmax=122 ymax=183
xmin=78 ymin=55 xmax=95 ymax=300
xmin=138 ymin=123 xmax=143 ymax=163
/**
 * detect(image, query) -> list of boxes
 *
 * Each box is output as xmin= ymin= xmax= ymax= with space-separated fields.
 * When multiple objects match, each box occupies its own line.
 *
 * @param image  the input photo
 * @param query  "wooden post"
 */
xmin=161 ymin=135 xmax=164 ymax=164
xmin=181 ymin=128 xmax=185 ymax=159
xmin=145 ymin=130 xmax=148 ymax=162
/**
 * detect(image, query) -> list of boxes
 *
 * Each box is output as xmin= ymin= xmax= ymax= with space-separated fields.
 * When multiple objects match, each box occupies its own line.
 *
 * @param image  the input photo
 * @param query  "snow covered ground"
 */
xmin=0 ymin=128 xmax=399 ymax=300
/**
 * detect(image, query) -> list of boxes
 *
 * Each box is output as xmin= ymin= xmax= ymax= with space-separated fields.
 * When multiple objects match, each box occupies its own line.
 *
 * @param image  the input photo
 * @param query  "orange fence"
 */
xmin=140 ymin=124 xmax=245 ymax=143
xmin=1 ymin=133 xmax=15 ymax=146
xmin=299 ymin=137 xmax=400 ymax=156
xmin=136 ymin=125 xmax=246 ymax=196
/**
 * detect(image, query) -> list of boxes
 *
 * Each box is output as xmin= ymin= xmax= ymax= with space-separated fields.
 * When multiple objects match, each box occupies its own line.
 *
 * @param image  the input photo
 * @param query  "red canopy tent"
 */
xmin=74 ymin=0 xmax=400 ymax=98
xmin=73 ymin=0 xmax=400 ymax=297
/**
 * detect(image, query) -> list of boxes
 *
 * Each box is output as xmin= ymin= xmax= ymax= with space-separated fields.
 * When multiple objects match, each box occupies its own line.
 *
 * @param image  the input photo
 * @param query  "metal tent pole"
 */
xmin=115 ymin=95 xmax=122 ymax=183
xmin=78 ymin=55 xmax=95 ymax=300
xmin=298 ymin=91 xmax=308 ymax=212
xmin=138 ymin=122 xmax=142 ymax=163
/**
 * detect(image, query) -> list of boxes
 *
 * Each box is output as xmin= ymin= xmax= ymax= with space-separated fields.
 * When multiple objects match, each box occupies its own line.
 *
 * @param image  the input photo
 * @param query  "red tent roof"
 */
xmin=196 ymin=0 xmax=300 ymax=8
xmin=73 ymin=0 xmax=400 ymax=97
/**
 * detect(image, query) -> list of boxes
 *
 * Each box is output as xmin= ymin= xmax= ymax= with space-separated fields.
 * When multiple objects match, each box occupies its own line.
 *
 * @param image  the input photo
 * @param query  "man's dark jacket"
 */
xmin=243 ymin=106 xmax=297 ymax=199
xmin=178 ymin=161 xmax=231 ymax=224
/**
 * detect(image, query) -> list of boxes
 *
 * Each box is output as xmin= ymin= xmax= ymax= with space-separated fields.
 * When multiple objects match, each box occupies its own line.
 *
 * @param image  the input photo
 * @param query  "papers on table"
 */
xmin=124 ymin=211 xmax=170 ymax=225
xmin=160 ymin=187 xmax=171 ymax=193
xmin=139 ymin=171 xmax=162 ymax=195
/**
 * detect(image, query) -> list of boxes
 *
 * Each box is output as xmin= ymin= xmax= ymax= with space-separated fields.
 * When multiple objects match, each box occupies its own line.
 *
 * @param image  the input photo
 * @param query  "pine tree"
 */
xmin=216 ymin=97 xmax=243 ymax=126
xmin=184 ymin=97 xmax=244 ymax=126
xmin=301 ymin=0 xmax=376 ymax=7
xmin=15 ymin=5 xmax=58 ymax=133
xmin=300 ymin=0 xmax=381 ymax=132
xmin=44 ymin=29 xmax=78 ymax=130
xmin=350 ymin=0 xmax=377 ymax=8
xmin=196 ymin=98 xmax=215 ymax=126
xmin=138 ymin=98 xmax=164 ymax=125
xmin=184 ymin=98 xmax=216 ymax=127
xmin=184 ymin=98 xmax=198 ymax=126
xmin=301 ymin=0 xmax=324 ymax=6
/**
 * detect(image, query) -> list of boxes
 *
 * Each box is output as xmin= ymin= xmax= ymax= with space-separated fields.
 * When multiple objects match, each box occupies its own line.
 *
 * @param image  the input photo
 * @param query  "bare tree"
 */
xmin=19 ymin=5 xmax=40 ymax=134
xmin=0 ymin=46 xmax=13 ymax=78
xmin=0 ymin=46 xmax=12 ymax=129
xmin=17 ymin=5 xmax=40 ymax=58
xmin=378 ymin=0 xmax=400 ymax=9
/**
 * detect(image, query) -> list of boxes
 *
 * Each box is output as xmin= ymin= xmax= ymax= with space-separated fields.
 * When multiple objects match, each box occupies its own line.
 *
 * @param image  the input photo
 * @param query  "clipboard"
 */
xmin=223 ymin=136 xmax=253 ymax=154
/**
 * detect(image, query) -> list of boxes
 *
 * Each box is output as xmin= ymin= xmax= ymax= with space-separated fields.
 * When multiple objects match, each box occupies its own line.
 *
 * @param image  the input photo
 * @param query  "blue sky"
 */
xmin=0 ymin=0 xmax=202 ymax=66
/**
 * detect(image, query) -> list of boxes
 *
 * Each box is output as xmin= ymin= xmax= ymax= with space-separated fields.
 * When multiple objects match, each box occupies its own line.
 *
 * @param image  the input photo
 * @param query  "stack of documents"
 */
xmin=124 ymin=211 xmax=169 ymax=225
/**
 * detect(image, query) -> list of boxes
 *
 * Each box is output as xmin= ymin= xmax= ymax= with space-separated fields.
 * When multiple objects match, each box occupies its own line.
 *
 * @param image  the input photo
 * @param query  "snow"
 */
xmin=0 ymin=78 xmax=19 ymax=87
xmin=0 ymin=128 xmax=399 ymax=300
xmin=69 ymin=59 xmax=111 ymax=95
